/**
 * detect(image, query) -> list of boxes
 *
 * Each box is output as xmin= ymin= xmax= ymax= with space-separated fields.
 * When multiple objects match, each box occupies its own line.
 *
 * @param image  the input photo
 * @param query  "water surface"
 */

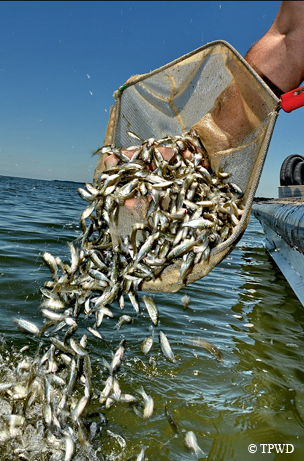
xmin=1 ymin=175 xmax=303 ymax=460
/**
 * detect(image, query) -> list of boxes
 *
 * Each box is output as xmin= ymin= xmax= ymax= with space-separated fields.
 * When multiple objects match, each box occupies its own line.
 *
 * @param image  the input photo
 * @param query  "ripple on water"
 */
xmin=1 ymin=177 xmax=304 ymax=460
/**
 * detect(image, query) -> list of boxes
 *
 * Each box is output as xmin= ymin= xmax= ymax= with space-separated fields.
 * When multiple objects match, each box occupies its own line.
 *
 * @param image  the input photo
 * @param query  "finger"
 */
xmin=157 ymin=146 xmax=175 ymax=161
xmin=104 ymin=154 xmax=119 ymax=169
xmin=157 ymin=146 xmax=194 ymax=162
xmin=181 ymin=148 xmax=192 ymax=161
xmin=104 ymin=148 xmax=138 ymax=170
xmin=121 ymin=148 xmax=138 ymax=159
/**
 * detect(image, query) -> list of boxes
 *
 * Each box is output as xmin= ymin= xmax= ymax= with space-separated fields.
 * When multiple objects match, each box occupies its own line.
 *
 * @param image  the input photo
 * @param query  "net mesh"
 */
xmin=94 ymin=40 xmax=280 ymax=292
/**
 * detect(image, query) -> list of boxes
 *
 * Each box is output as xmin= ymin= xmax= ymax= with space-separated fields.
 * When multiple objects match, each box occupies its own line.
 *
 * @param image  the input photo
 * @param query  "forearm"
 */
xmin=245 ymin=1 xmax=304 ymax=93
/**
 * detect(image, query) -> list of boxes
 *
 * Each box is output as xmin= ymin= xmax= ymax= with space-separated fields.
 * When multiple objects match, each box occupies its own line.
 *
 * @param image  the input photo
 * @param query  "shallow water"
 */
xmin=1 ymin=174 xmax=304 ymax=460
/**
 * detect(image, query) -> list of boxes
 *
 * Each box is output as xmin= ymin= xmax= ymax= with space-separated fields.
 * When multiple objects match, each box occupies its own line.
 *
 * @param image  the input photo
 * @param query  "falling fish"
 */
xmin=141 ymin=329 xmax=154 ymax=355
xmin=110 ymin=339 xmax=126 ymax=375
xmin=0 ymin=129 xmax=244 ymax=461
xmin=71 ymin=395 xmax=89 ymax=422
xmin=184 ymin=431 xmax=205 ymax=458
xmin=114 ymin=314 xmax=133 ymax=330
xmin=159 ymin=331 xmax=176 ymax=363
xmin=70 ymin=338 xmax=88 ymax=357
xmin=136 ymin=445 xmax=147 ymax=461
xmin=164 ymin=403 xmax=179 ymax=433
xmin=13 ymin=318 xmax=40 ymax=336
xmin=42 ymin=251 xmax=58 ymax=279
xmin=142 ymin=295 xmax=159 ymax=325
xmin=136 ymin=386 xmax=154 ymax=419
xmin=127 ymin=130 xmax=143 ymax=141
xmin=181 ymin=294 xmax=191 ymax=309
xmin=64 ymin=436 xmax=76 ymax=461
xmin=192 ymin=337 xmax=224 ymax=362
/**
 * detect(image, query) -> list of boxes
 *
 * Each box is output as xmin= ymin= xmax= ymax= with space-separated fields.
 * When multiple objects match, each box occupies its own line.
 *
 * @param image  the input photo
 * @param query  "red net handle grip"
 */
xmin=281 ymin=86 xmax=304 ymax=113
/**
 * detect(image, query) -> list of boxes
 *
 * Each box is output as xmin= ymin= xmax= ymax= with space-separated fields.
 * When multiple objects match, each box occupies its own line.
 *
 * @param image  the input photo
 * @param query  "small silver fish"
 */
xmin=120 ymin=393 xmax=138 ymax=403
xmin=141 ymin=329 xmax=154 ymax=355
xmin=159 ymin=331 xmax=176 ymax=363
xmin=115 ymin=314 xmax=133 ymax=330
xmin=42 ymin=251 xmax=58 ymax=279
xmin=182 ymin=218 xmax=213 ymax=229
xmin=100 ymin=376 xmax=113 ymax=403
xmin=181 ymin=294 xmax=190 ymax=309
xmin=127 ymin=130 xmax=142 ymax=141
xmin=13 ymin=318 xmax=40 ymax=336
xmin=70 ymin=338 xmax=88 ymax=357
xmin=184 ymin=431 xmax=205 ymax=458
xmin=142 ymin=295 xmax=159 ymax=325
xmin=192 ymin=337 xmax=223 ymax=362
xmin=110 ymin=339 xmax=126 ymax=375
xmin=64 ymin=436 xmax=76 ymax=461
xmin=136 ymin=386 xmax=154 ymax=419
xmin=40 ymin=309 xmax=67 ymax=321
xmin=136 ymin=445 xmax=147 ymax=461
xmin=80 ymin=200 xmax=96 ymax=221
xmin=39 ymin=298 xmax=65 ymax=311
xmin=128 ymin=291 xmax=140 ymax=314
xmin=72 ymin=395 xmax=89 ymax=422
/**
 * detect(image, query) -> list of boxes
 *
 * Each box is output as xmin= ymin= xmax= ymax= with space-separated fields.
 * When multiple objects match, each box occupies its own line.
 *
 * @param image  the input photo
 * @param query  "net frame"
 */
xmin=94 ymin=40 xmax=280 ymax=292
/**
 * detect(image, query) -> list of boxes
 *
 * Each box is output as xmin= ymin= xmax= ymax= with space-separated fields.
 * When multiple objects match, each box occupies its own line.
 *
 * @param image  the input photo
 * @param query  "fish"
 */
xmin=142 ymin=295 xmax=159 ymax=325
xmin=50 ymin=337 xmax=76 ymax=355
xmin=87 ymin=326 xmax=107 ymax=342
xmin=72 ymin=395 xmax=90 ymax=422
xmin=181 ymin=294 xmax=190 ymax=309
xmin=184 ymin=431 xmax=205 ymax=458
xmin=115 ymin=314 xmax=133 ymax=330
xmin=66 ymin=358 xmax=78 ymax=396
xmin=141 ymin=329 xmax=154 ymax=355
xmin=64 ymin=436 xmax=76 ymax=461
xmin=40 ymin=309 xmax=67 ymax=322
xmin=135 ymin=445 xmax=147 ymax=461
xmin=136 ymin=386 xmax=154 ymax=419
xmin=78 ymin=186 xmax=96 ymax=201
xmin=99 ymin=376 xmax=113 ymax=403
xmin=134 ymin=232 xmax=160 ymax=264
xmin=13 ymin=318 xmax=40 ymax=336
xmin=159 ymin=331 xmax=176 ymax=363
xmin=192 ymin=337 xmax=224 ymax=362
xmin=182 ymin=217 xmax=214 ymax=229
xmin=70 ymin=338 xmax=88 ymax=357
xmin=127 ymin=130 xmax=143 ymax=141
xmin=128 ymin=291 xmax=140 ymax=314
xmin=88 ymin=268 xmax=110 ymax=283
xmin=178 ymin=251 xmax=196 ymax=283
xmin=164 ymin=403 xmax=179 ymax=433
xmin=42 ymin=251 xmax=58 ymax=279
xmin=39 ymin=298 xmax=65 ymax=311
xmin=120 ymin=393 xmax=138 ymax=403
xmin=110 ymin=339 xmax=126 ymax=375
xmin=166 ymin=238 xmax=197 ymax=260
xmin=80 ymin=200 xmax=97 ymax=221
xmin=1 ymin=130 xmax=242 ymax=461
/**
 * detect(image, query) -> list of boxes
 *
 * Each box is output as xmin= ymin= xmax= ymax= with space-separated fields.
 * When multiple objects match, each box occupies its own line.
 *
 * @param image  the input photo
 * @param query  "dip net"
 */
xmin=93 ymin=40 xmax=280 ymax=292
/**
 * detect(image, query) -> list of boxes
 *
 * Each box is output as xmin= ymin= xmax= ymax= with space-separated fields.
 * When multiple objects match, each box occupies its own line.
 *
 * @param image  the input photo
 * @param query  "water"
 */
xmin=1 ymin=174 xmax=304 ymax=460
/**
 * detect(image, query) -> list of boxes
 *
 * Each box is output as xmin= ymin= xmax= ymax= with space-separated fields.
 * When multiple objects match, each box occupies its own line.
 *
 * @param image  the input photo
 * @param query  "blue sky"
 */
xmin=0 ymin=1 xmax=302 ymax=196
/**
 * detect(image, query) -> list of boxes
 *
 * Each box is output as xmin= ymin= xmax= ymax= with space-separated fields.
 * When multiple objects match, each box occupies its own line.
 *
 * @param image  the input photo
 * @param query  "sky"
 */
xmin=0 ymin=0 xmax=303 ymax=197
